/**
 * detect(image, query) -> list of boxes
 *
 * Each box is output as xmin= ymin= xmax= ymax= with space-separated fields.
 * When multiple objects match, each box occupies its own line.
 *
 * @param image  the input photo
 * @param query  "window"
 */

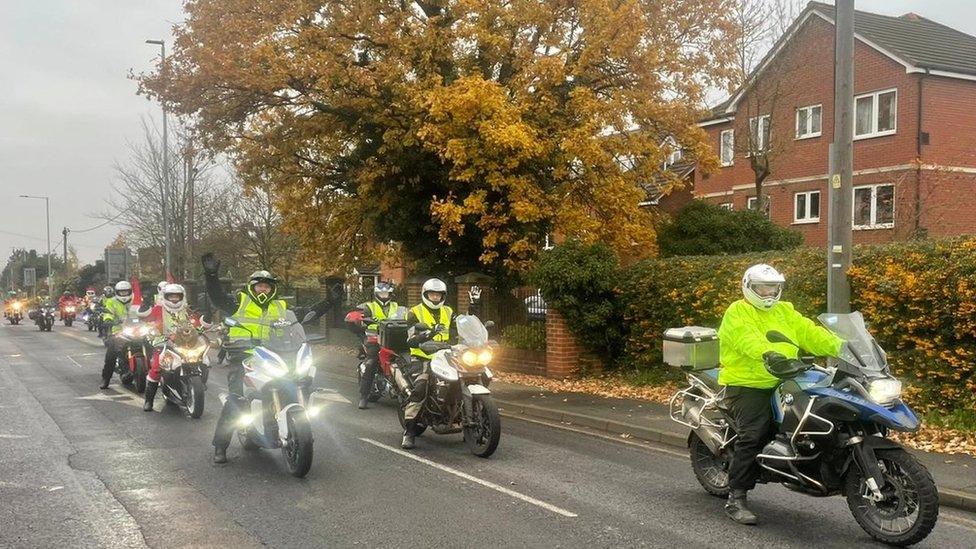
xmin=795 ymin=104 xmax=822 ymax=139
xmin=853 ymin=184 xmax=895 ymax=229
xmin=749 ymin=115 xmax=771 ymax=153
xmin=747 ymin=195 xmax=770 ymax=216
xmin=662 ymin=137 xmax=682 ymax=169
xmin=854 ymin=89 xmax=897 ymax=139
xmin=720 ymin=129 xmax=734 ymax=166
xmin=719 ymin=202 xmax=733 ymax=211
xmin=794 ymin=190 xmax=821 ymax=223
xmin=542 ymin=233 xmax=555 ymax=251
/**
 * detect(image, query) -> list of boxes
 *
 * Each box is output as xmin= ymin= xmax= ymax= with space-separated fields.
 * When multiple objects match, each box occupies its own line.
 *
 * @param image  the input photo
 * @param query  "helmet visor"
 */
xmin=424 ymin=291 xmax=445 ymax=305
xmin=750 ymin=282 xmax=783 ymax=299
xmin=165 ymin=293 xmax=184 ymax=304
xmin=116 ymin=289 xmax=132 ymax=298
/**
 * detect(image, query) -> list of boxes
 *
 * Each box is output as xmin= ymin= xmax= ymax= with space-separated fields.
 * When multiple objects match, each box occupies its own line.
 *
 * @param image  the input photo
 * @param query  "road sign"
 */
xmin=23 ymin=268 xmax=36 ymax=287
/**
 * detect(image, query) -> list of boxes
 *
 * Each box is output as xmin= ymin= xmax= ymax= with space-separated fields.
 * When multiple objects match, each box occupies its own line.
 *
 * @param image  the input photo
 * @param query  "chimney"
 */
xmin=901 ymin=12 xmax=922 ymax=21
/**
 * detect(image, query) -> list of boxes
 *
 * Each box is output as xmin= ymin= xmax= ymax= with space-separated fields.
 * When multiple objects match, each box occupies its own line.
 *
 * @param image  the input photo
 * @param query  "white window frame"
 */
xmin=747 ymin=196 xmax=758 ymax=210
xmin=852 ymin=184 xmax=895 ymax=230
xmin=854 ymin=88 xmax=897 ymax=140
xmin=719 ymin=202 xmax=733 ymax=211
xmin=720 ymin=129 xmax=734 ymax=167
xmin=748 ymin=115 xmax=770 ymax=153
xmin=793 ymin=190 xmax=821 ymax=224
xmin=795 ymin=104 xmax=822 ymax=140
xmin=542 ymin=233 xmax=555 ymax=251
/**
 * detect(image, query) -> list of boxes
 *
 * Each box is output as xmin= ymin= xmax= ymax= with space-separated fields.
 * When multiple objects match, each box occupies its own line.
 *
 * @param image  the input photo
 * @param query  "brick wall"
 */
xmin=492 ymin=347 xmax=547 ymax=376
xmin=544 ymin=309 xmax=602 ymax=378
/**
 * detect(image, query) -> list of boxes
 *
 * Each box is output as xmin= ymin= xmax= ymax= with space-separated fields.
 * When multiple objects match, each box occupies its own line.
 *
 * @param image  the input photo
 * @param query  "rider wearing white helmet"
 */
xmin=717 ymin=264 xmax=843 ymax=525
xmin=98 ymin=281 xmax=138 ymax=389
xmin=143 ymin=283 xmax=195 ymax=412
xmin=355 ymin=281 xmax=400 ymax=410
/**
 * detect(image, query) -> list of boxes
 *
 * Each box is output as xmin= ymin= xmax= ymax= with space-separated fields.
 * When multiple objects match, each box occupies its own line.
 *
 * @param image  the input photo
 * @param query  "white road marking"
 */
xmin=77 ymin=391 xmax=145 ymax=410
xmin=310 ymin=388 xmax=352 ymax=405
xmin=66 ymin=356 xmax=85 ymax=368
xmin=359 ymin=437 xmax=578 ymax=518
xmin=0 ymin=434 xmax=29 ymax=439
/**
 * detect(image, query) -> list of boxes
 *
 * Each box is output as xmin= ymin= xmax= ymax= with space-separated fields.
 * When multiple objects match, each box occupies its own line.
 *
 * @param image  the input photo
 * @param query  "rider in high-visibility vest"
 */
xmin=356 ymin=281 xmax=399 ymax=410
xmin=399 ymin=278 xmax=457 ymax=449
xmin=99 ymin=280 xmax=141 ymax=389
xmin=200 ymin=252 xmax=342 ymax=464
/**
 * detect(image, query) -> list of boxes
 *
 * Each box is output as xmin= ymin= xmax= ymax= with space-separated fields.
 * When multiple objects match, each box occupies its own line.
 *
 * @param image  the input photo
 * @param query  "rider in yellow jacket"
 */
xmin=717 ymin=263 xmax=842 ymax=525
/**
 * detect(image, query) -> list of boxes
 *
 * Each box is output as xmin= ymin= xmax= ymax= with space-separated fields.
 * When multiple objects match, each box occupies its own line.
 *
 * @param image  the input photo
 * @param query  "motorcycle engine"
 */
xmin=757 ymin=437 xmax=796 ymax=475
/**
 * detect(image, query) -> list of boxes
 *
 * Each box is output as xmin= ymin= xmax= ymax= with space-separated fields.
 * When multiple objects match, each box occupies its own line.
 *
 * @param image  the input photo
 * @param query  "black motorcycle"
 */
xmin=83 ymin=302 xmax=98 ymax=332
xmin=112 ymin=319 xmax=157 ymax=393
xmin=35 ymin=304 xmax=55 ymax=332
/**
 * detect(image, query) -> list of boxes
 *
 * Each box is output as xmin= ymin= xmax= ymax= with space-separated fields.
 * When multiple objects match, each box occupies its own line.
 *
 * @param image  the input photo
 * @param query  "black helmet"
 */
xmin=246 ymin=270 xmax=279 ymax=305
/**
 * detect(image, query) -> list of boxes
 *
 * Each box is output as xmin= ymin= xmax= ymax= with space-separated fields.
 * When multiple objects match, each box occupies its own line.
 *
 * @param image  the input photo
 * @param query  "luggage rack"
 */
xmin=668 ymin=372 xmax=727 ymax=430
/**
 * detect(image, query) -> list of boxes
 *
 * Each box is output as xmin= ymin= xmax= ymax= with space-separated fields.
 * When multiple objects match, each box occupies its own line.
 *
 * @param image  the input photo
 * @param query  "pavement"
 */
xmin=1 ymin=321 xmax=976 ymax=548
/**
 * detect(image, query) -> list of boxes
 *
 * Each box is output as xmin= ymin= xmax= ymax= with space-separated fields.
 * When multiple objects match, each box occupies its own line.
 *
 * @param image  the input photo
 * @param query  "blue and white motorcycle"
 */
xmin=668 ymin=312 xmax=938 ymax=546
xmin=222 ymin=310 xmax=326 ymax=478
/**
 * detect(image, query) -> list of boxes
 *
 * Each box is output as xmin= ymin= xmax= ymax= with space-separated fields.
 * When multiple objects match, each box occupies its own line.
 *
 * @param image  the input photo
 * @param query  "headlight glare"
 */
xmin=477 ymin=349 xmax=493 ymax=365
xmin=461 ymin=350 xmax=478 ymax=367
xmin=867 ymin=378 xmax=902 ymax=406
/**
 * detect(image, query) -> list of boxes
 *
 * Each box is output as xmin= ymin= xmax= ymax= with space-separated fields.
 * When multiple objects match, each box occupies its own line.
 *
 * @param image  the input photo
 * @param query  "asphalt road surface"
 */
xmin=2 ymin=320 xmax=976 ymax=548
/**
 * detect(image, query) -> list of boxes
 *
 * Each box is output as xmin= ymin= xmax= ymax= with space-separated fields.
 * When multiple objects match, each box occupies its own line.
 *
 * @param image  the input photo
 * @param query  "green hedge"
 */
xmin=539 ymin=238 xmax=976 ymax=415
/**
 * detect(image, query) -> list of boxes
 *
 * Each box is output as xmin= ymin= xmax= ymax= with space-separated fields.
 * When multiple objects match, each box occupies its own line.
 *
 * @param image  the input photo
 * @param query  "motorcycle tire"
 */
xmin=689 ymin=432 xmax=731 ymax=498
xmin=186 ymin=377 xmax=206 ymax=418
xmin=133 ymin=357 xmax=147 ymax=394
xmin=844 ymin=448 xmax=939 ymax=547
xmin=282 ymin=410 xmax=314 ymax=478
xmin=65 ymin=319 xmax=73 ymax=327
xmin=356 ymin=361 xmax=385 ymax=403
xmin=238 ymin=428 xmax=260 ymax=450
xmin=463 ymin=396 xmax=501 ymax=458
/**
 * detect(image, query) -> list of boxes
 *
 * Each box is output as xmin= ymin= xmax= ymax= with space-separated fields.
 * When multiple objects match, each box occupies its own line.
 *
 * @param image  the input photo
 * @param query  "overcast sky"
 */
xmin=1 ymin=1 xmax=975 ymax=265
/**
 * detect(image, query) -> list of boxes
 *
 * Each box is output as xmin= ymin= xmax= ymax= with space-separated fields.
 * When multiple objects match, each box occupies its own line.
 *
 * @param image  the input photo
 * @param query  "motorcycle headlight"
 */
xmin=477 ymin=349 xmax=493 ymax=365
xmin=431 ymin=359 xmax=459 ymax=381
xmin=461 ymin=350 xmax=478 ymax=367
xmin=867 ymin=378 xmax=902 ymax=407
xmin=13 ymin=303 xmax=21 ymax=310
xmin=259 ymin=359 xmax=288 ymax=378
xmin=66 ymin=306 xmax=75 ymax=312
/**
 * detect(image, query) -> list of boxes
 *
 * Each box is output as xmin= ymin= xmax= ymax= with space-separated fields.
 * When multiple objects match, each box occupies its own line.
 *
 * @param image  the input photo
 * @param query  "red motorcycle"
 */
xmin=344 ymin=309 xmax=412 ymax=403
xmin=59 ymin=299 xmax=79 ymax=327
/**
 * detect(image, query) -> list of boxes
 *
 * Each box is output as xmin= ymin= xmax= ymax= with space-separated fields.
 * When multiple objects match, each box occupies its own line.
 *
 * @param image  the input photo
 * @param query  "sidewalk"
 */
xmin=490 ymin=378 xmax=976 ymax=513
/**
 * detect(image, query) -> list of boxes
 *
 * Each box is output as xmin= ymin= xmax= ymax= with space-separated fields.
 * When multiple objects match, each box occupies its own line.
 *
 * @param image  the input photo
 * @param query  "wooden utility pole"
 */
xmin=828 ymin=0 xmax=855 ymax=313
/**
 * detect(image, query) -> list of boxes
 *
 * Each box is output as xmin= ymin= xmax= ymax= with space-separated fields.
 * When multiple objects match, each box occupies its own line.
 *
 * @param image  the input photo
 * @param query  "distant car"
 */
xmin=524 ymin=293 xmax=547 ymax=321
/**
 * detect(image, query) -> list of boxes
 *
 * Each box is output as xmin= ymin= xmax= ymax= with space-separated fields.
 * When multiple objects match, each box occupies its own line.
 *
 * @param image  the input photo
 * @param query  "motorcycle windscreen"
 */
xmin=455 ymin=315 xmax=489 ymax=347
xmin=817 ymin=312 xmax=886 ymax=372
xmin=265 ymin=310 xmax=307 ymax=353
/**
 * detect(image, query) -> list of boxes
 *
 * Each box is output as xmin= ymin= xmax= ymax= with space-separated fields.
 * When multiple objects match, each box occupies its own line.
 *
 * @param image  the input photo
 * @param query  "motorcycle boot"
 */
xmin=143 ymin=381 xmax=159 ymax=411
xmin=358 ymin=397 xmax=369 ymax=410
xmin=725 ymin=489 xmax=758 ymax=525
xmin=401 ymin=420 xmax=416 ymax=449
xmin=100 ymin=376 xmax=111 ymax=389
xmin=213 ymin=446 xmax=228 ymax=464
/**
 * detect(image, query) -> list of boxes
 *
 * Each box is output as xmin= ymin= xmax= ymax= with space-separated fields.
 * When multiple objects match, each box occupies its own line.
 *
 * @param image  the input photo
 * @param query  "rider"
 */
xmin=717 ymin=264 xmax=842 ymax=525
xmin=143 ymin=283 xmax=200 ymax=411
xmin=84 ymin=287 xmax=97 ymax=306
xmin=399 ymin=278 xmax=459 ymax=450
xmin=58 ymin=291 xmax=76 ymax=318
xmin=99 ymin=281 xmax=139 ymax=389
xmin=356 ymin=281 xmax=399 ymax=410
xmin=200 ymin=252 xmax=341 ymax=464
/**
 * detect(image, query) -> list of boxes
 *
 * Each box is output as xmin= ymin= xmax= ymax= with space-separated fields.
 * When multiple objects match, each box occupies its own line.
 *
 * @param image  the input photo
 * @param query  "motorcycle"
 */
xmin=399 ymin=315 xmax=500 ymax=458
xmin=155 ymin=320 xmax=219 ymax=418
xmin=94 ymin=302 xmax=110 ymax=341
xmin=222 ymin=310 xmax=327 ymax=478
xmin=4 ymin=301 xmax=24 ymax=325
xmin=35 ymin=304 xmax=56 ymax=332
xmin=60 ymin=302 xmax=77 ymax=327
xmin=345 ymin=308 xmax=411 ymax=403
xmin=667 ymin=312 xmax=938 ymax=546
xmin=113 ymin=319 xmax=157 ymax=393
xmin=83 ymin=302 xmax=98 ymax=331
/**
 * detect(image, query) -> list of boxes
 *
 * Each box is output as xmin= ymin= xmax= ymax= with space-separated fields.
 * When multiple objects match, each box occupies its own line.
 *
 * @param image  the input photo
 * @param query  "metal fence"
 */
xmin=477 ymin=286 xmax=547 ymax=351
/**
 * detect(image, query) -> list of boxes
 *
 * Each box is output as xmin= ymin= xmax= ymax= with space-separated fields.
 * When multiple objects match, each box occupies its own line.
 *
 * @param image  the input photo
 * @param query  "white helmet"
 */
xmin=157 ymin=281 xmax=167 ymax=293
xmin=161 ymin=283 xmax=186 ymax=313
xmin=114 ymin=281 xmax=133 ymax=304
xmin=742 ymin=264 xmax=785 ymax=310
xmin=421 ymin=278 xmax=448 ymax=309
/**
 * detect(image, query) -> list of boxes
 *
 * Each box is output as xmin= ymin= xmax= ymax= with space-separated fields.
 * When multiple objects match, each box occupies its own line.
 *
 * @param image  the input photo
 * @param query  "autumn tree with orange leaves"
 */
xmin=140 ymin=0 xmax=739 ymax=280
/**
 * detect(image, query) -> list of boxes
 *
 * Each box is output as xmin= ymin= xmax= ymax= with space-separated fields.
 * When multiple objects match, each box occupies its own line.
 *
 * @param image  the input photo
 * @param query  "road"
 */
xmin=1 ymin=320 xmax=975 ymax=548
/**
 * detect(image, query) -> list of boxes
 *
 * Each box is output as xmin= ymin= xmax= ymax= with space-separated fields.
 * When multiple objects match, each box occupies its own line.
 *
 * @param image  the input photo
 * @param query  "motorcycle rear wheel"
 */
xmin=185 ymin=377 xmax=205 ymax=418
xmin=844 ymin=448 xmax=939 ymax=547
xmin=689 ymin=432 xmax=731 ymax=498
xmin=282 ymin=411 xmax=314 ymax=478
xmin=463 ymin=396 xmax=501 ymax=458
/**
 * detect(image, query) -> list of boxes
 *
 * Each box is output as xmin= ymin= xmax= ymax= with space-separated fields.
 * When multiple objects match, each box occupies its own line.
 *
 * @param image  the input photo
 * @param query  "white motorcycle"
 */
xmin=221 ymin=311 xmax=326 ymax=478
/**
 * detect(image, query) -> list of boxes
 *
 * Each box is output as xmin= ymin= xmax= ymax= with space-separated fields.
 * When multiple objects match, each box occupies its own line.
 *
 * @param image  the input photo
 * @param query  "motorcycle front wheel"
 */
xmin=844 ymin=448 xmax=939 ymax=547
xmin=65 ymin=318 xmax=73 ymax=327
xmin=133 ymin=357 xmax=147 ymax=393
xmin=282 ymin=411 xmax=314 ymax=478
xmin=463 ymin=396 xmax=501 ymax=458
xmin=689 ymin=432 xmax=731 ymax=498
xmin=185 ymin=377 xmax=205 ymax=418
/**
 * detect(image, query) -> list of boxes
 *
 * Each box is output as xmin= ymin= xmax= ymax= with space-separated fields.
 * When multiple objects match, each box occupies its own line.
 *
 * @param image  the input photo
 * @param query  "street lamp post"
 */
xmin=146 ymin=39 xmax=172 ymax=278
xmin=19 ymin=195 xmax=52 ymax=294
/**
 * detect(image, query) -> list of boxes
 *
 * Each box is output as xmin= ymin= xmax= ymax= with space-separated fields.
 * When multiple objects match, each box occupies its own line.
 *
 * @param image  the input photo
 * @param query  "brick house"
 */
xmin=694 ymin=1 xmax=976 ymax=245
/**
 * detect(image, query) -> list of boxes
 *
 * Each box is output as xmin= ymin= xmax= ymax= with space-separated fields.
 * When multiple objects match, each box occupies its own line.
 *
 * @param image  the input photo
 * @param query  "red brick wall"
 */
xmin=493 ymin=347 xmax=547 ymax=376
xmin=544 ymin=310 xmax=602 ymax=378
xmin=921 ymin=76 xmax=976 ymax=167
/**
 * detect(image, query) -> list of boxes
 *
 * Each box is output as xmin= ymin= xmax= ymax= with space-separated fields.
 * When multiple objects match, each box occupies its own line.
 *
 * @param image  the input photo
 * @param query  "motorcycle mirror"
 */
xmin=484 ymin=320 xmax=495 ymax=329
xmin=302 ymin=311 xmax=317 ymax=323
xmin=223 ymin=317 xmax=240 ymax=328
xmin=766 ymin=330 xmax=799 ymax=347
